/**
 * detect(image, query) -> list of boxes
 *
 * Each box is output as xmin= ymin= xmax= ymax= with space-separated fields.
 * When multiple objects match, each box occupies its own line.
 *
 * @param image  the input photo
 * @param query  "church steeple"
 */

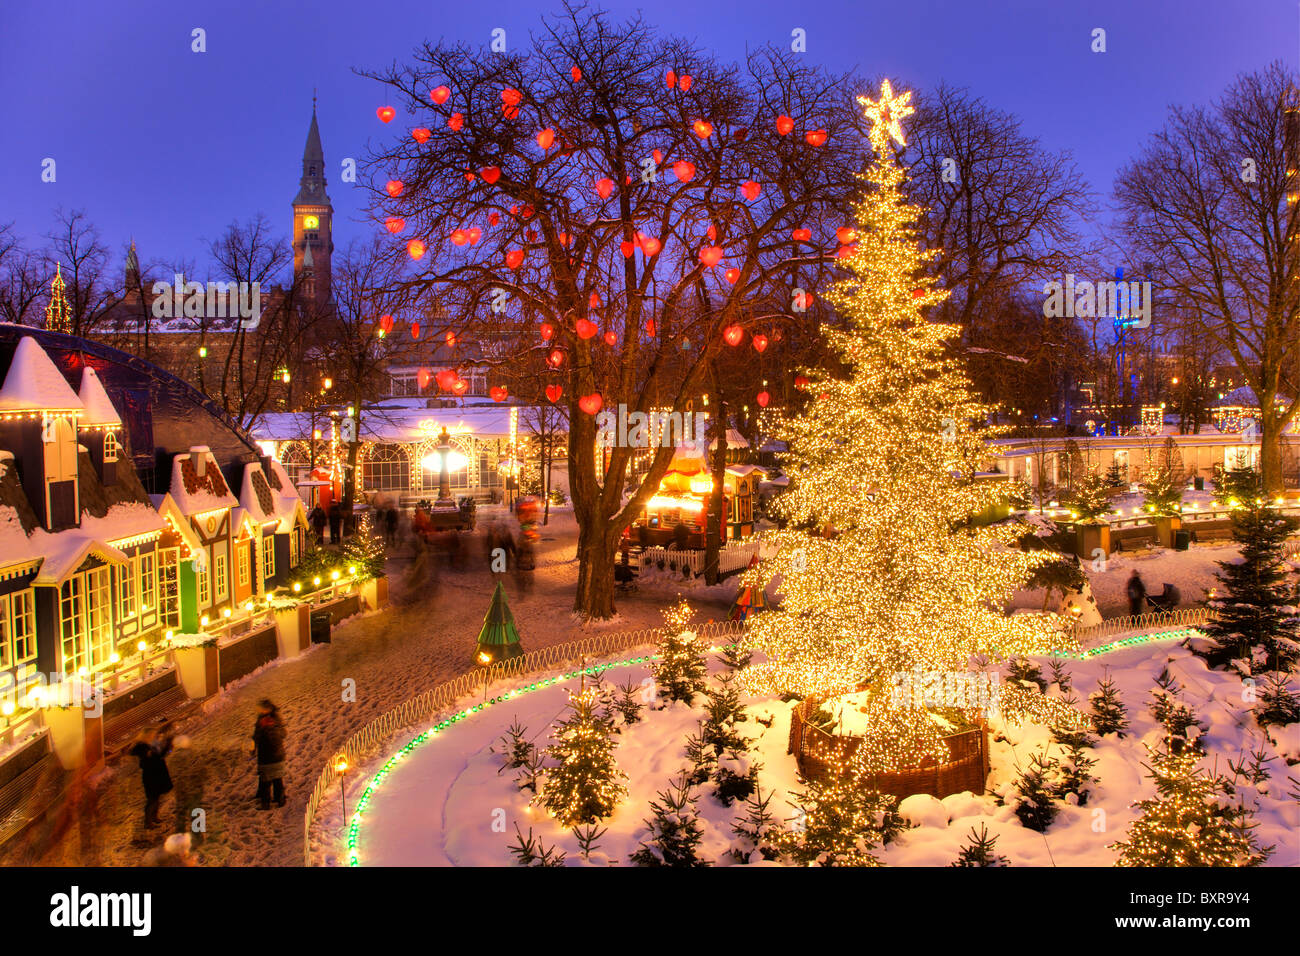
xmin=292 ymin=95 xmax=333 ymax=305
xmin=44 ymin=263 xmax=73 ymax=334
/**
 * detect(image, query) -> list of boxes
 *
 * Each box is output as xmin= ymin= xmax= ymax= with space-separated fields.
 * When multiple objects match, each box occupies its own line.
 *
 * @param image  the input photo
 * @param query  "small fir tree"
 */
xmin=507 ymin=824 xmax=566 ymax=867
xmin=612 ymin=676 xmax=644 ymax=726
xmin=682 ymin=724 xmax=716 ymax=786
xmin=1046 ymin=657 xmax=1073 ymax=692
xmin=495 ymin=719 xmax=536 ymax=774
xmin=1149 ymin=670 xmax=1207 ymax=754
xmin=536 ymin=685 xmax=627 ymax=826
xmin=1053 ymin=739 xmax=1098 ymax=806
xmin=340 ymin=511 xmax=387 ymax=580
xmin=1074 ymin=471 xmax=1117 ymax=521
xmin=720 ymin=641 xmax=753 ymax=672
xmin=951 ymin=823 xmax=1009 ymax=867
xmin=1254 ymin=672 xmax=1300 ymax=727
xmin=776 ymin=754 xmax=901 ymax=866
xmin=1112 ymin=745 xmax=1272 ymax=866
xmin=1006 ymin=749 xmax=1061 ymax=832
xmin=730 ymin=787 xmax=781 ymax=863
xmin=711 ymin=749 xmax=760 ymax=807
xmin=1007 ymin=657 xmax=1047 ymax=693
xmin=629 ymin=774 xmax=708 ymax=867
xmin=1201 ymin=466 xmax=1300 ymax=673
xmin=571 ymin=824 xmax=608 ymax=862
xmin=1089 ymin=672 xmax=1130 ymax=738
xmin=652 ymin=600 xmax=709 ymax=706
xmin=1141 ymin=438 xmax=1185 ymax=518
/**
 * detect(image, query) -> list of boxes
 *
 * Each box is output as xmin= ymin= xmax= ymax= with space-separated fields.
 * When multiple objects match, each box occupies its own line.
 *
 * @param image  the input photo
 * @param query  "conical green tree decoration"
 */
xmin=476 ymin=581 xmax=523 ymax=663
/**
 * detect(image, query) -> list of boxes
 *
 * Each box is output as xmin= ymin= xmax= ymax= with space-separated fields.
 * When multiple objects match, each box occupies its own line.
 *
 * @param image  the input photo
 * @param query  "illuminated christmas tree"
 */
xmin=536 ymin=683 xmax=627 ymax=826
xmin=1112 ymin=744 xmax=1272 ymax=867
xmin=740 ymin=80 xmax=1070 ymax=771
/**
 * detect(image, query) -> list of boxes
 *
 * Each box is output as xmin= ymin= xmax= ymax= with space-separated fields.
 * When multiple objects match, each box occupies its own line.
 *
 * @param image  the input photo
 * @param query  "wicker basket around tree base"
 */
xmin=787 ymin=697 xmax=990 ymax=801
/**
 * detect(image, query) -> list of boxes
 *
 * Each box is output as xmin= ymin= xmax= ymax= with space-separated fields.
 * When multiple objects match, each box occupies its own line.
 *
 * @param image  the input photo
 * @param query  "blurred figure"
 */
xmin=327 ymin=502 xmax=342 ymax=544
xmin=385 ymin=507 xmax=399 ymax=547
xmin=129 ymin=721 xmax=177 ymax=828
xmin=1126 ymin=571 xmax=1146 ymax=617
xmin=251 ymin=700 xmax=287 ymax=810
xmin=309 ymin=505 xmax=326 ymax=544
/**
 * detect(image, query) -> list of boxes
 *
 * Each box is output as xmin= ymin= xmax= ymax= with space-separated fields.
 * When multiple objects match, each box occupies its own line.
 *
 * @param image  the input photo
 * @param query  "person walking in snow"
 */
xmin=385 ymin=507 xmax=399 ymax=547
xmin=1126 ymin=570 xmax=1147 ymax=617
xmin=309 ymin=505 xmax=327 ymax=544
xmin=327 ymin=503 xmax=342 ymax=545
xmin=251 ymin=700 xmax=287 ymax=810
xmin=129 ymin=722 xmax=177 ymax=828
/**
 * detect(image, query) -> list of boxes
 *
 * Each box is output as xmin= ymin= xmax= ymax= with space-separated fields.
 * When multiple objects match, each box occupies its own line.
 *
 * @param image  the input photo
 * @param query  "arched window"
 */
xmin=278 ymin=441 xmax=312 ymax=487
xmin=362 ymin=443 xmax=411 ymax=493
xmin=103 ymin=430 xmax=119 ymax=463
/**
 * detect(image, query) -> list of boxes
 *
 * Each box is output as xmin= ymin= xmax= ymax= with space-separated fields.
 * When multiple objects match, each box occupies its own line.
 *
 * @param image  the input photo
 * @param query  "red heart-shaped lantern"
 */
xmin=589 ymin=292 xmax=602 ymax=309
xmin=603 ymin=330 xmax=617 ymax=346
xmin=756 ymin=391 xmax=770 ymax=408
xmin=724 ymin=268 xmax=740 ymax=284
xmin=416 ymin=368 xmax=432 ymax=391
xmin=547 ymin=349 xmax=564 ymax=367
xmin=505 ymin=249 xmax=524 ymax=269
xmin=545 ymin=384 xmax=563 ymax=403
xmin=488 ymin=212 xmax=500 ymax=227
xmin=570 ymin=66 xmax=582 ymax=82
xmin=672 ymin=161 xmax=696 ymax=182
xmin=452 ymin=379 xmax=469 ymax=396
xmin=805 ymin=129 xmax=827 ymax=147
xmin=836 ymin=227 xmax=857 ymax=244
xmin=693 ymin=119 xmax=713 ymax=139
xmin=741 ymin=181 xmax=761 ymax=201
xmin=645 ymin=319 xmax=656 ymax=336
xmin=653 ymin=149 xmax=663 ymax=166
xmin=490 ymin=386 xmax=508 ymax=402
xmin=794 ymin=374 xmax=810 ymax=389
xmin=665 ymin=69 xmax=677 ymax=88
xmin=378 ymin=314 xmax=394 ymax=334
xmin=377 ymin=106 xmax=395 ymax=123
xmin=723 ymin=325 xmax=744 ymax=346
xmin=912 ymin=288 xmax=925 ymax=299
xmin=678 ymin=75 xmax=693 ymax=91
xmin=411 ymin=322 xmax=421 ymax=340
xmin=620 ymin=241 xmax=635 ymax=258
xmin=698 ymin=246 xmax=723 ymax=268
xmin=539 ymin=322 xmax=554 ymax=342
xmin=430 ymin=86 xmax=451 ymax=105
xmin=406 ymin=239 xmax=426 ymax=260
xmin=641 ymin=237 xmax=662 ymax=257
xmin=775 ymin=115 xmax=794 ymax=136
xmin=467 ymin=227 xmax=481 ymax=245
xmin=450 ymin=229 xmax=468 ymax=246
xmin=385 ymin=180 xmax=404 ymax=198
xmin=576 ymin=318 xmax=598 ymax=339
xmin=480 ymin=166 xmax=501 ymax=184
xmin=447 ymin=113 xmax=464 ymax=131
xmin=436 ymin=368 xmax=458 ymax=391
xmin=501 ymin=88 xmax=522 ymax=106
xmin=792 ymin=228 xmax=811 ymax=242
xmin=836 ymin=244 xmax=857 ymax=259
xmin=578 ymin=393 xmax=603 ymax=415
xmin=537 ymin=128 xmax=555 ymax=150
xmin=385 ymin=217 xmax=405 ymax=234
xmin=595 ymin=177 xmax=614 ymax=199
xmin=411 ymin=127 xmax=431 ymax=144
xmin=752 ymin=334 xmax=769 ymax=353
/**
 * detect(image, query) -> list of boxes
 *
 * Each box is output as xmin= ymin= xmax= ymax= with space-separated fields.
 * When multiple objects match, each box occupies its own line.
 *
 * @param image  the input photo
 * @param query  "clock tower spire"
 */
xmin=292 ymin=96 xmax=333 ymax=305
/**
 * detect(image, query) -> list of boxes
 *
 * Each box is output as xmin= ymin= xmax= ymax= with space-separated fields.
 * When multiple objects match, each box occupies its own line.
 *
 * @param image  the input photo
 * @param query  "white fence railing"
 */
xmin=1072 ymin=606 xmax=1213 ymax=646
xmin=302 ymin=619 xmax=746 ymax=865
xmin=638 ymin=539 xmax=774 ymax=578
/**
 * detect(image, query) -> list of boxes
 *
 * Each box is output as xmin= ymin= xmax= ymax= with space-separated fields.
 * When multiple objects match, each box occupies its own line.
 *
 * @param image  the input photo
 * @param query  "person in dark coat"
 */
xmin=385 ymin=507 xmax=399 ymax=547
xmin=1126 ymin=570 xmax=1147 ymax=617
xmin=673 ymin=520 xmax=691 ymax=551
xmin=129 ymin=722 xmax=176 ymax=827
xmin=309 ymin=505 xmax=327 ymax=544
xmin=251 ymin=700 xmax=287 ymax=809
xmin=327 ymin=503 xmax=342 ymax=544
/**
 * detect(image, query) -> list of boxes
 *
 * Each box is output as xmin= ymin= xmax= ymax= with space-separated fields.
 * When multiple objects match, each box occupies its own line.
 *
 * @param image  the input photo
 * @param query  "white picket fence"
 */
xmin=638 ymin=539 xmax=774 ymax=578
xmin=1072 ymin=606 xmax=1212 ymax=646
xmin=303 ymin=619 xmax=746 ymax=865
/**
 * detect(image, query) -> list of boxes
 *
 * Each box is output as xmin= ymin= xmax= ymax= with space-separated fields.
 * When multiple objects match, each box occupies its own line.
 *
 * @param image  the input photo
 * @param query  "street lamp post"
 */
xmin=333 ymin=753 xmax=349 ymax=828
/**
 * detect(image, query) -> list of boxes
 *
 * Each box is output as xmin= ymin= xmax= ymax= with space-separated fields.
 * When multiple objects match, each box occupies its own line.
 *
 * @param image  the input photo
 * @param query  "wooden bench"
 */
xmin=101 ymin=684 xmax=198 ymax=758
xmin=0 ymin=753 xmax=69 ymax=848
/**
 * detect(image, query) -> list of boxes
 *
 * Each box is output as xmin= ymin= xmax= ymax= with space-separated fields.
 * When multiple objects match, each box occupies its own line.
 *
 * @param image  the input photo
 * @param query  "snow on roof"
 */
xmin=249 ymin=403 xmax=547 ymax=444
xmin=28 ymin=503 xmax=164 ymax=585
xmin=0 ymin=505 xmax=42 ymax=570
xmin=168 ymin=447 xmax=238 ymax=515
xmin=239 ymin=463 xmax=279 ymax=525
xmin=77 ymin=366 xmax=123 ymax=427
xmin=0 ymin=336 xmax=84 ymax=412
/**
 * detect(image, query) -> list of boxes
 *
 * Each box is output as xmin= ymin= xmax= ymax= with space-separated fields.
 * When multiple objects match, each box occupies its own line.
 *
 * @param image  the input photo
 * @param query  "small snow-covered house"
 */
xmin=0 ymin=336 xmax=169 ymax=684
xmin=156 ymin=446 xmax=239 ymax=628
xmin=245 ymin=457 xmax=308 ymax=588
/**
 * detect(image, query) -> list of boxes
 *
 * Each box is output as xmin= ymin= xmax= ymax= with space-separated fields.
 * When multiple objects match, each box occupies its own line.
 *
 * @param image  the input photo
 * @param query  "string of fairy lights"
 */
xmin=737 ymin=81 xmax=1077 ymax=773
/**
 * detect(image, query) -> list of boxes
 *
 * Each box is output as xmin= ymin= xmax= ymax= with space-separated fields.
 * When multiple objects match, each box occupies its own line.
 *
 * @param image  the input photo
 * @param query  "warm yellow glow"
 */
xmin=421 ymin=450 xmax=468 ymax=472
xmin=647 ymin=495 xmax=704 ymax=513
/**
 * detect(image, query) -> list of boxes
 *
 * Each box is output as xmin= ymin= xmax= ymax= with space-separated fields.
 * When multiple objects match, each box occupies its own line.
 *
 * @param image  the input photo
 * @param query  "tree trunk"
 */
xmin=1260 ymin=409 xmax=1283 ymax=495
xmin=542 ymin=431 xmax=552 ymax=525
xmin=573 ymin=521 xmax=617 ymax=619
xmin=704 ymin=392 xmax=728 ymax=586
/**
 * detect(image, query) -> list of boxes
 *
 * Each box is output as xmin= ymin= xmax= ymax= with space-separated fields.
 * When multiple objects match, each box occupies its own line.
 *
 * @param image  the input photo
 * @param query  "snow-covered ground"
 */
xmin=335 ymin=636 xmax=1299 ymax=867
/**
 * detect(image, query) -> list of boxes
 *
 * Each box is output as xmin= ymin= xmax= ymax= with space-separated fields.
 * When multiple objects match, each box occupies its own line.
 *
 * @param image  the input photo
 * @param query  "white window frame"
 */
xmin=104 ymin=430 xmax=119 ymax=463
xmin=237 ymin=541 xmax=250 ymax=588
xmin=262 ymin=534 xmax=275 ymax=580
xmin=214 ymin=551 xmax=228 ymax=603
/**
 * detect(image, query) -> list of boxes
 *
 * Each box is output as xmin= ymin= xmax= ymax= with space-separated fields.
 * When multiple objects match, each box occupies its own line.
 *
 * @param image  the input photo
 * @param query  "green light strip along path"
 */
xmin=337 ymin=627 xmax=1197 ymax=865
xmin=343 ymin=652 xmax=660 ymax=866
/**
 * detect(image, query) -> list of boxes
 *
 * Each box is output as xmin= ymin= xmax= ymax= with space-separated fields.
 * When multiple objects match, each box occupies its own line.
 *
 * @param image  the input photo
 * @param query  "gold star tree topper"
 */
xmin=860 ymin=78 xmax=914 ymax=148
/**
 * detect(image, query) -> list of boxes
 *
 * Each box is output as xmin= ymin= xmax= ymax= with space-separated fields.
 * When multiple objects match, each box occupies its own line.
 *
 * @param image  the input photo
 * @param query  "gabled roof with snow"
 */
xmin=0 ymin=505 xmax=43 ymax=571
xmin=168 ymin=446 xmax=238 ymax=515
xmin=28 ymin=503 xmax=165 ymax=585
xmin=239 ymin=462 xmax=279 ymax=525
xmin=77 ymin=366 xmax=123 ymax=427
xmin=0 ymin=335 xmax=84 ymax=412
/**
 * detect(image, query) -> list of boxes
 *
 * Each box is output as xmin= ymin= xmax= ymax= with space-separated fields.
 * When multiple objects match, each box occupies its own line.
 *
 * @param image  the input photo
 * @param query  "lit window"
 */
xmin=104 ymin=431 xmax=119 ymax=463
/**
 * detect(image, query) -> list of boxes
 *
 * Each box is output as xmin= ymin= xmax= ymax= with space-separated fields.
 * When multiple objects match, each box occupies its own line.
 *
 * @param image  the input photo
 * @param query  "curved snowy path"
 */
xmin=2 ymin=510 xmax=735 ymax=867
